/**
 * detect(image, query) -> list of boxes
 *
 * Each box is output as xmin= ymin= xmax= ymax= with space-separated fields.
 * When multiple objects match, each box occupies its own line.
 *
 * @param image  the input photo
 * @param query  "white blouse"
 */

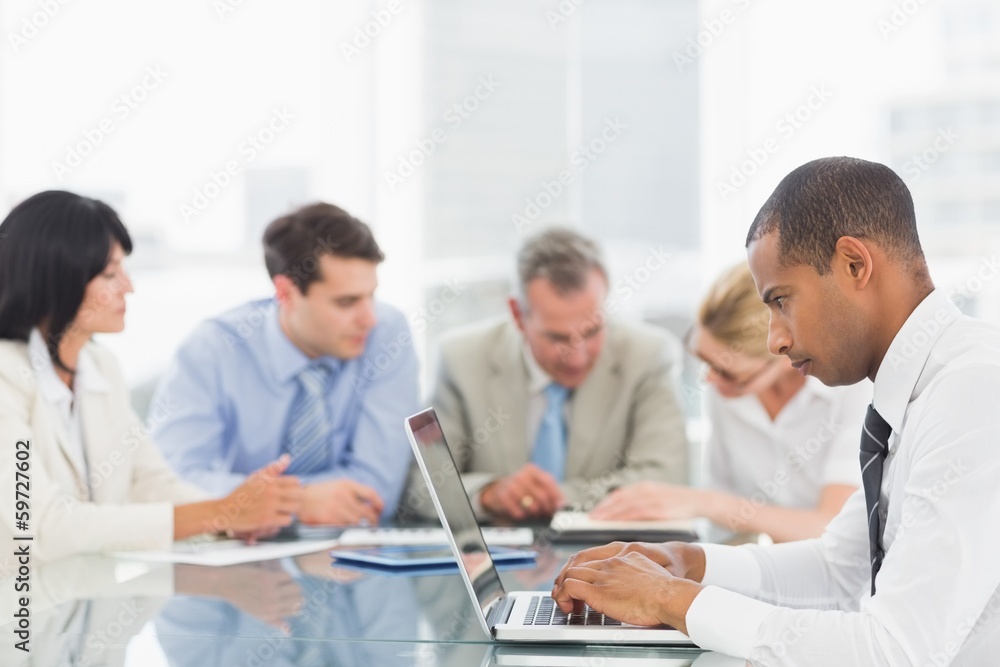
xmin=703 ymin=375 xmax=871 ymax=510
xmin=28 ymin=328 xmax=109 ymax=499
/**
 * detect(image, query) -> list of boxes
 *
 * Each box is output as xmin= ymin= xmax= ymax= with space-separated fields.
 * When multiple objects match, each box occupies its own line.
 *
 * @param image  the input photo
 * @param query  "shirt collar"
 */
xmin=521 ymin=340 xmax=553 ymax=395
xmin=28 ymin=328 xmax=109 ymax=401
xmin=872 ymin=289 xmax=960 ymax=433
xmin=262 ymin=303 xmax=344 ymax=385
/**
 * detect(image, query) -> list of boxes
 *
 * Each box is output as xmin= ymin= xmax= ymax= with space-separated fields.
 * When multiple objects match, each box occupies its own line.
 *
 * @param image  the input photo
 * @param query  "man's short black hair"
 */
xmin=263 ymin=202 xmax=384 ymax=293
xmin=745 ymin=157 xmax=925 ymax=274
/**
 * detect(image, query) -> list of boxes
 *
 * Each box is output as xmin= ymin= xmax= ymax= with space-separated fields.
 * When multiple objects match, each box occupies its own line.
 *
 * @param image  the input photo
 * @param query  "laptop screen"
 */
xmin=405 ymin=408 xmax=507 ymax=622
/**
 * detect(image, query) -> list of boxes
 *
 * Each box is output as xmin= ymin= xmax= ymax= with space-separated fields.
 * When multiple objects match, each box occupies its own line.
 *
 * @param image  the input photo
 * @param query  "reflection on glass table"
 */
xmin=0 ymin=555 xmax=172 ymax=667
xmin=0 ymin=543 xmax=743 ymax=667
xmin=154 ymin=556 xmax=420 ymax=665
xmin=484 ymin=644 xmax=746 ymax=666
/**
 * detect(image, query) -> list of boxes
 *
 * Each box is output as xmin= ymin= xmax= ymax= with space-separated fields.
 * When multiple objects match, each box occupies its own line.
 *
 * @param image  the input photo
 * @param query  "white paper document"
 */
xmin=113 ymin=538 xmax=339 ymax=566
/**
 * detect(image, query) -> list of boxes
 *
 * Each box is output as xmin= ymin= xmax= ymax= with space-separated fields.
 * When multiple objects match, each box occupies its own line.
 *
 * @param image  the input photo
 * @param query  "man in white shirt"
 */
xmin=552 ymin=156 xmax=1000 ymax=665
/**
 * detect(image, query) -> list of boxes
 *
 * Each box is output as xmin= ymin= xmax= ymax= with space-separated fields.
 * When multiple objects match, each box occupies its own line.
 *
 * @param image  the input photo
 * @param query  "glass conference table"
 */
xmin=1 ymin=528 xmax=751 ymax=667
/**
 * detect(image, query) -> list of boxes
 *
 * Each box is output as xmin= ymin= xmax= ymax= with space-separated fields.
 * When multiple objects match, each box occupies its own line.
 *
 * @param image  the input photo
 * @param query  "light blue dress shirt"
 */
xmin=150 ymin=298 xmax=420 ymax=519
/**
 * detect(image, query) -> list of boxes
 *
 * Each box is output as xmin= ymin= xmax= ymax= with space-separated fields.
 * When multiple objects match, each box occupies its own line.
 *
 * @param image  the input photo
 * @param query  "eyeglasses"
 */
xmin=543 ymin=322 xmax=605 ymax=353
xmin=683 ymin=326 xmax=778 ymax=390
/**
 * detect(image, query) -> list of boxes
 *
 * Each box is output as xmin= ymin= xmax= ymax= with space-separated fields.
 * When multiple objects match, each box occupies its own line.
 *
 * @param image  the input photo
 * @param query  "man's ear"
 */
xmin=833 ymin=236 xmax=874 ymax=289
xmin=508 ymin=296 xmax=526 ymax=333
xmin=273 ymin=274 xmax=300 ymax=307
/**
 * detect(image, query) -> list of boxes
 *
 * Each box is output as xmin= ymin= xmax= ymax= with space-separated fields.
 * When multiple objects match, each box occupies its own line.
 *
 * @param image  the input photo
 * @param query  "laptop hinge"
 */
xmin=485 ymin=595 xmax=516 ymax=631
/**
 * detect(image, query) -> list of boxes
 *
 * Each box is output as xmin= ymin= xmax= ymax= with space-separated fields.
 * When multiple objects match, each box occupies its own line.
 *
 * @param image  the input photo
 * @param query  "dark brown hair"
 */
xmin=263 ymin=202 xmax=384 ymax=293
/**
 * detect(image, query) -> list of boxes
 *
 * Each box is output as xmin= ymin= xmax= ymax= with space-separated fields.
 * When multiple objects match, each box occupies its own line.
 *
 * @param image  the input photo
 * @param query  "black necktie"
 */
xmin=860 ymin=404 xmax=892 ymax=596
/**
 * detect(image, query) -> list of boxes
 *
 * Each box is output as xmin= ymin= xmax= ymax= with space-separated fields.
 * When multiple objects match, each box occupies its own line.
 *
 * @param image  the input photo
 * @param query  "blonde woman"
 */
xmin=591 ymin=263 xmax=868 ymax=542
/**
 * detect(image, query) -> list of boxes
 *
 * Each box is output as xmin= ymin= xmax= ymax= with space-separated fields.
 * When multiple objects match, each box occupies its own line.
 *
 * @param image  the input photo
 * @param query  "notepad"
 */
xmin=547 ymin=511 xmax=700 ymax=543
xmin=113 ymin=538 xmax=339 ymax=566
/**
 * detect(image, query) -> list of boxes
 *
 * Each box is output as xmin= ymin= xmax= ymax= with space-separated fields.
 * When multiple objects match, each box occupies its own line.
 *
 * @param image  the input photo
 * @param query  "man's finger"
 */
xmin=590 ymin=501 xmax=633 ymax=520
xmin=258 ymin=454 xmax=291 ymax=478
xmin=553 ymin=543 xmax=625 ymax=587
xmin=552 ymin=578 xmax=592 ymax=614
xmin=347 ymin=497 xmax=380 ymax=524
xmin=349 ymin=484 xmax=384 ymax=512
xmin=499 ymin=486 xmax=527 ymax=520
xmin=517 ymin=475 xmax=556 ymax=514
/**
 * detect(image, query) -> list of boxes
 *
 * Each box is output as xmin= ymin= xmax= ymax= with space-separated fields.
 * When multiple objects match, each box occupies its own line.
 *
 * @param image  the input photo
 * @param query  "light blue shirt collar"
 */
xmin=262 ymin=305 xmax=343 ymax=385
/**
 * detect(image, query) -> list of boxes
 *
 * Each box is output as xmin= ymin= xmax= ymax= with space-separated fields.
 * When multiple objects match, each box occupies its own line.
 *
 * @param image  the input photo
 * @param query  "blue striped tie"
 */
xmin=860 ymin=403 xmax=892 ymax=595
xmin=283 ymin=363 xmax=333 ymax=475
xmin=531 ymin=383 xmax=570 ymax=480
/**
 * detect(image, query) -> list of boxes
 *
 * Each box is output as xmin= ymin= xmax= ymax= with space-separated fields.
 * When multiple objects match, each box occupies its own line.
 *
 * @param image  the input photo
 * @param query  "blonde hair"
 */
xmin=697 ymin=263 xmax=772 ymax=360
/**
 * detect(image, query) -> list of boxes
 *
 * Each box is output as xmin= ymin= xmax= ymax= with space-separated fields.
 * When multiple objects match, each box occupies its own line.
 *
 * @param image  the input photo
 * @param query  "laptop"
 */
xmin=405 ymin=407 xmax=697 ymax=646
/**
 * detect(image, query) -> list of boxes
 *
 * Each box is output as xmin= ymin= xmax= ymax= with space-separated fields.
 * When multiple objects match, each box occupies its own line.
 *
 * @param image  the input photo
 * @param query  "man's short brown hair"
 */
xmin=263 ymin=202 xmax=384 ymax=293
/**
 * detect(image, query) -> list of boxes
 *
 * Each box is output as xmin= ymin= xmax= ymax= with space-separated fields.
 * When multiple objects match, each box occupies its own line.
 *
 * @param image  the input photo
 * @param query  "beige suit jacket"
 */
xmin=0 ymin=339 xmax=206 ymax=564
xmin=401 ymin=317 xmax=689 ymax=519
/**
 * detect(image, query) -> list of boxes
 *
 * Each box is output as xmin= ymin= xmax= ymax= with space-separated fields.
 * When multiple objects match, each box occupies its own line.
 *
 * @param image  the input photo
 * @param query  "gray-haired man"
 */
xmin=404 ymin=227 xmax=689 ymax=522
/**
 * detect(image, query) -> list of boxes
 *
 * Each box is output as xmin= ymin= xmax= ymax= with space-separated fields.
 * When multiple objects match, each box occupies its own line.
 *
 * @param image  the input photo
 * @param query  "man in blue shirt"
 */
xmin=151 ymin=203 xmax=419 ymax=525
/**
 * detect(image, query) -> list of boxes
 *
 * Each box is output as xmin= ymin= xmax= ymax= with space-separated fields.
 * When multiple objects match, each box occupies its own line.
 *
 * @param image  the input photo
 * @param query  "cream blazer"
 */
xmin=0 ymin=338 xmax=206 ymax=564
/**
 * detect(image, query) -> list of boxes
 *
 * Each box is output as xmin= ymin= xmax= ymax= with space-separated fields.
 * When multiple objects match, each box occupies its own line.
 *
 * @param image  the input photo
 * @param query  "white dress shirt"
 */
xmin=29 ymin=329 xmax=110 ymax=497
xmin=704 ymin=376 xmax=870 ymax=510
xmin=685 ymin=289 xmax=1000 ymax=665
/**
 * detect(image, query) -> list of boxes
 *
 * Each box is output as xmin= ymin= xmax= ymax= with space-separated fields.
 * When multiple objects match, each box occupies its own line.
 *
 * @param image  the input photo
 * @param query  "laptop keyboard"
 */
xmin=524 ymin=595 xmax=622 ymax=626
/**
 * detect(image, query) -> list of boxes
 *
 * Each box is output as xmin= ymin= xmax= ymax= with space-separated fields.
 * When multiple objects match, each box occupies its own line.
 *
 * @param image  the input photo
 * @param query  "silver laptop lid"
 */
xmin=405 ymin=408 xmax=507 ymax=636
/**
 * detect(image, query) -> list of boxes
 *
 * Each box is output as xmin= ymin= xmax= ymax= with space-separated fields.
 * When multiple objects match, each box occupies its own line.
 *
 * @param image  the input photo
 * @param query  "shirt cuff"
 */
xmin=686 ymin=585 xmax=774 ymax=658
xmin=700 ymin=542 xmax=761 ymax=595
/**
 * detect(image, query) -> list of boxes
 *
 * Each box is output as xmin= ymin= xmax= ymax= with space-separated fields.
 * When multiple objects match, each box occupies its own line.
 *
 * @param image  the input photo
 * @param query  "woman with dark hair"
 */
xmin=0 ymin=191 xmax=303 ymax=561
